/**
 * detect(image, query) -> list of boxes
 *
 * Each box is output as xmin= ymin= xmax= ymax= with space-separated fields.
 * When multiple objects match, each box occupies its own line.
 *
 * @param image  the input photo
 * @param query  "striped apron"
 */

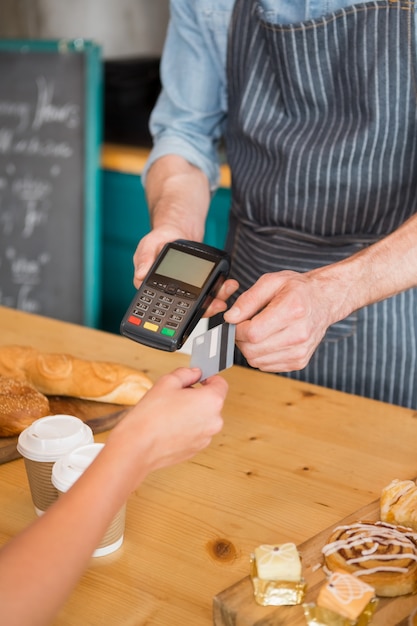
xmin=224 ymin=0 xmax=417 ymax=408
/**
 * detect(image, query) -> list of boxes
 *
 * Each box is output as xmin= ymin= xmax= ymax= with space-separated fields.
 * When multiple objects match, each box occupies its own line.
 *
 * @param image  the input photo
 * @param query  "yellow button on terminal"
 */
xmin=143 ymin=322 xmax=159 ymax=332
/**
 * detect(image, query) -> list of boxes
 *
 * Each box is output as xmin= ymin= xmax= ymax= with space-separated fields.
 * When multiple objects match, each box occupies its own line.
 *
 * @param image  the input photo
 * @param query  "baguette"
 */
xmin=0 ymin=375 xmax=50 ymax=436
xmin=0 ymin=345 xmax=152 ymax=405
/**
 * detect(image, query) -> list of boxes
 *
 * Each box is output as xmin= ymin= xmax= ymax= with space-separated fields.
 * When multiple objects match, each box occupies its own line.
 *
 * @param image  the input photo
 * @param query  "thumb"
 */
xmin=133 ymin=243 xmax=158 ymax=287
xmin=224 ymin=280 xmax=271 ymax=323
xmin=156 ymin=367 xmax=203 ymax=390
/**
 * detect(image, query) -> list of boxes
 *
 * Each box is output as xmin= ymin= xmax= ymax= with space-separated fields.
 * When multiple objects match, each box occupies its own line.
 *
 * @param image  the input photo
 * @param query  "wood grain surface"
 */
xmin=213 ymin=499 xmax=417 ymax=625
xmin=2 ymin=306 xmax=417 ymax=625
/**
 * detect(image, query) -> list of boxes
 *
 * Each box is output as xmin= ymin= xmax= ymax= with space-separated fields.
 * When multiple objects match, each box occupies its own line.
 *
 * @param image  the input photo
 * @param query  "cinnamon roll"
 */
xmin=322 ymin=521 xmax=417 ymax=597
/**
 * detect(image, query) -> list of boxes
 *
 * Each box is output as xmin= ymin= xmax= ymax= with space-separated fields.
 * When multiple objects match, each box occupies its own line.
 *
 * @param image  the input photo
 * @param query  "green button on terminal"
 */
xmin=161 ymin=328 xmax=176 ymax=337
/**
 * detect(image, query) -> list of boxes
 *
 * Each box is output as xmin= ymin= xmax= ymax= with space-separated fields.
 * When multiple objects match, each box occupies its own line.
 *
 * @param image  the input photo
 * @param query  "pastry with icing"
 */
xmin=322 ymin=521 xmax=417 ymax=597
xmin=251 ymin=542 xmax=306 ymax=606
xmin=316 ymin=571 xmax=376 ymax=621
xmin=381 ymin=478 xmax=417 ymax=532
xmin=254 ymin=542 xmax=302 ymax=581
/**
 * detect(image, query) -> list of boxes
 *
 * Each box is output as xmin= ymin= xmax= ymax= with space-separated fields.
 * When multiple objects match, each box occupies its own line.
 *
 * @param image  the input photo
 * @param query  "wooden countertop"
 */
xmin=101 ymin=143 xmax=232 ymax=188
xmin=1 ymin=305 xmax=417 ymax=625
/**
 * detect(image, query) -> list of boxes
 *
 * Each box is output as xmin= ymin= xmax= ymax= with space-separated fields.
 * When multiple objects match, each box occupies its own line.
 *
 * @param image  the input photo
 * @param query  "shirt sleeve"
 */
xmin=142 ymin=0 xmax=230 ymax=191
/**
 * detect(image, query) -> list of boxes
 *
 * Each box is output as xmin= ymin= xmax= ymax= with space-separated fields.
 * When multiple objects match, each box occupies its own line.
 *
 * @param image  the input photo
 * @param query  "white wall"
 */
xmin=0 ymin=0 xmax=170 ymax=58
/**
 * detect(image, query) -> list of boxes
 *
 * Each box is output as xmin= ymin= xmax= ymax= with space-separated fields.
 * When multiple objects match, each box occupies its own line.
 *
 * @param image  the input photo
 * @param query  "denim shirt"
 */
xmin=144 ymin=0 xmax=401 ymax=190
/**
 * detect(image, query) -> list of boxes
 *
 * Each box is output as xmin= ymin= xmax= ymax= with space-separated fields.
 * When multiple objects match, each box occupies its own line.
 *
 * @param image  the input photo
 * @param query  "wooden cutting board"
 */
xmin=0 ymin=396 xmax=129 ymax=465
xmin=213 ymin=499 xmax=417 ymax=626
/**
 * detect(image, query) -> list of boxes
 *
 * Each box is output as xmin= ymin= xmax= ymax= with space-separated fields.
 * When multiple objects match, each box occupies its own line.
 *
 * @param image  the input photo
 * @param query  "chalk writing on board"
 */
xmin=0 ymin=48 xmax=87 ymax=322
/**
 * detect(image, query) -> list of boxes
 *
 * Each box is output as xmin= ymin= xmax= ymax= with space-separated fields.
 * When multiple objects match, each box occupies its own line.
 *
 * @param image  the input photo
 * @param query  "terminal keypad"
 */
xmin=127 ymin=281 xmax=195 ymax=337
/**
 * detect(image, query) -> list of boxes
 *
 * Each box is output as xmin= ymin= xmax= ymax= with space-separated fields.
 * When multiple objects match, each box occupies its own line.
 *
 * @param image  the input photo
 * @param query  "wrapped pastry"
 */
xmin=322 ymin=521 xmax=417 ymax=597
xmin=380 ymin=478 xmax=417 ymax=532
xmin=303 ymin=571 xmax=377 ymax=626
xmin=250 ymin=542 xmax=306 ymax=606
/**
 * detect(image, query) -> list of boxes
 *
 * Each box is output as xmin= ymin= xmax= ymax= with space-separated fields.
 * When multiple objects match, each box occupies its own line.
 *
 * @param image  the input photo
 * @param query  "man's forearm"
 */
xmin=145 ymin=154 xmax=212 ymax=241
xmin=311 ymin=213 xmax=417 ymax=325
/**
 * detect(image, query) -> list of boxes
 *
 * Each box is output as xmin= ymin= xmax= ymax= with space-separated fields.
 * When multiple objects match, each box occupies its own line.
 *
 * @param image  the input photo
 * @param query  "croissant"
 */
xmin=380 ymin=478 xmax=417 ymax=532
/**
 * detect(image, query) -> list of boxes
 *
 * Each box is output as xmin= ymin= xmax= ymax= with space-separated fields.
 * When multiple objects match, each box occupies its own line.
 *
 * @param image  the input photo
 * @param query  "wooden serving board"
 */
xmin=213 ymin=499 xmax=417 ymax=626
xmin=0 ymin=396 xmax=129 ymax=465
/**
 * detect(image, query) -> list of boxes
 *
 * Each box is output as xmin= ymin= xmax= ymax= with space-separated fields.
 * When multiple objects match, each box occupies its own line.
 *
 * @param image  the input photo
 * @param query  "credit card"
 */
xmin=190 ymin=323 xmax=236 ymax=381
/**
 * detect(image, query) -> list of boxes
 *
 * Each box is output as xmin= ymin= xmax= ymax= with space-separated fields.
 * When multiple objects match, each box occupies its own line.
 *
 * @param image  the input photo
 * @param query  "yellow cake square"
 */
xmin=254 ymin=543 xmax=302 ymax=582
xmin=317 ymin=571 xmax=376 ymax=620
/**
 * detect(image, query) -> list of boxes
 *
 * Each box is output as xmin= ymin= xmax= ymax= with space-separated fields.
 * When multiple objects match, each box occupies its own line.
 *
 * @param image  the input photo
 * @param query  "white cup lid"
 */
xmin=52 ymin=442 xmax=105 ymax=492
xmin=17 ymin=414 xmax=93 ymax=462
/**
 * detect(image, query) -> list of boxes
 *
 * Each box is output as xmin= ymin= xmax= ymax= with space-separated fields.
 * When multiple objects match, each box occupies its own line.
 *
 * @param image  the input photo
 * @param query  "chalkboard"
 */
xmin=0 ymin=39 xmax=102 ymax=327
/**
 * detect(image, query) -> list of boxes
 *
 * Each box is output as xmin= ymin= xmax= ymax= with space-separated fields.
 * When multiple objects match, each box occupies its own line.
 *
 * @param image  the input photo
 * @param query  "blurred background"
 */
xmin=0 ymin=0 xmax=229 ymax=339
xmin=0 ymin=0 xmax=169 ymax=145
xmin=0 ymin=0 xmax=169 ymax=58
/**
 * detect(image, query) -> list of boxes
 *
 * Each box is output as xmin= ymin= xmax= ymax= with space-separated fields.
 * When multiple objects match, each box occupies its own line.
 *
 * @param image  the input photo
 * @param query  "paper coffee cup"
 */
xmin=52 ymin=442 xmax=126 ymax=557
xmin=17 ymin=414 xmax=93 ymax=516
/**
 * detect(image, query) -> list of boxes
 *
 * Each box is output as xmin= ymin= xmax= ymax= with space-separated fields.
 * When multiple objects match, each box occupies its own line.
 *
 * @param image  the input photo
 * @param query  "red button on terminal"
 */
xmin=128 ymin=315 xmax=141 ymax=326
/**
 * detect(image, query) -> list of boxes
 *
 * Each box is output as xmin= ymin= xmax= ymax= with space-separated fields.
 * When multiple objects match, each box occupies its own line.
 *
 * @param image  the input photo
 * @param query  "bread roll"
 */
xmin=381 ymin=478 xmax=417 ymax=532
xmin=322 ymin=520 xmax=417 ymax=597
xmin=0 ymin=345 xmax=152 ymax=405
xmin=0 ymin=375 xmax=50 ymax=437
